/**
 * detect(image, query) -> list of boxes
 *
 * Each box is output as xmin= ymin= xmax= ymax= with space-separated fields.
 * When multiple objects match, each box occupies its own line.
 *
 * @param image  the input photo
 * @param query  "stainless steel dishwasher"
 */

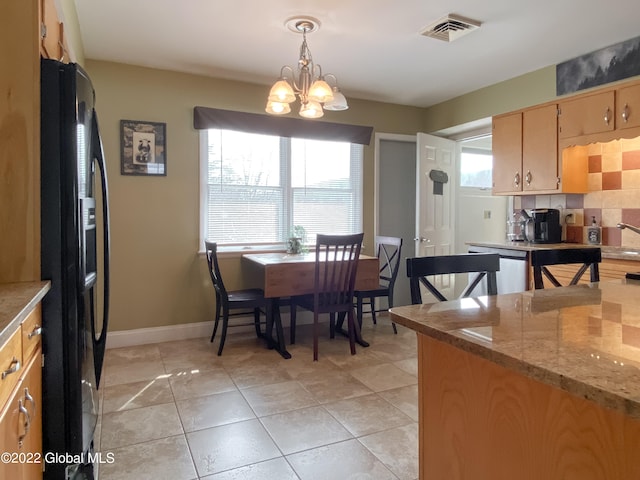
xmin=467 ymin=246 xmax=528 ymax=294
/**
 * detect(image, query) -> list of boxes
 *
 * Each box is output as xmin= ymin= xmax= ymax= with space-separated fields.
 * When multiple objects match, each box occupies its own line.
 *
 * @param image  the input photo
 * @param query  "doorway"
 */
xmin=375 ymin=135 xmax=416 ymax=307
xmin=376 ymin=128 xmax=508 ymax=305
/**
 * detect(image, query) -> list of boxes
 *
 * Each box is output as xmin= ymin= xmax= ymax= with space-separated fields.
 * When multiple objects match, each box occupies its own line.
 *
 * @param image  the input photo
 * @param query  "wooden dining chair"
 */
xmin=406 ymin=253 xmax=500 ymax=304
xmin=205 ymin=241 xmax=269 ymax=355
xmin=530 ymin=247 xmax=601 ymax=289
xmin=353 ymin=235 xmax=403 ymax=333
xmin=290 ymin=233 xmax=364 ymax=361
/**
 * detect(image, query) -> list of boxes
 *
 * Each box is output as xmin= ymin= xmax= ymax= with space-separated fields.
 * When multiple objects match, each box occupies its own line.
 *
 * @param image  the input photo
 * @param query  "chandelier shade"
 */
xmin=323 ymin=87 xmax=349 ymax=111
xmin=265 ymin=17 xmax=348 ymax=119
xmin=299 ymin=100 xmax=324 ymax=119
xmin=265 ymin=101 xmax=291 ymax=115
xmin=268 ymin=79 xmax=296 ymax=103
xmin=307 ymin=79 xmax=333 ymax=103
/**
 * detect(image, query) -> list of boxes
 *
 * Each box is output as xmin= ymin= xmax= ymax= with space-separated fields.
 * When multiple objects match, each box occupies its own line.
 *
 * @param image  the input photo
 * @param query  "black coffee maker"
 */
xmin=522 ymin=208 xmax=562 ymax=243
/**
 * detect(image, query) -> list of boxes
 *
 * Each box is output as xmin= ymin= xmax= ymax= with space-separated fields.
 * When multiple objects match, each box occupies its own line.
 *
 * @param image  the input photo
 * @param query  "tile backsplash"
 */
xmin=514 ymin=136 xmax=640 ymax=248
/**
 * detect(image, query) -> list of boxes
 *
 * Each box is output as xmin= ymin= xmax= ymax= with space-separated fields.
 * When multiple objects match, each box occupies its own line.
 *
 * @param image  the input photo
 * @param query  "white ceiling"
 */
xmin=74 ymin=0 xmax=640 ymax=108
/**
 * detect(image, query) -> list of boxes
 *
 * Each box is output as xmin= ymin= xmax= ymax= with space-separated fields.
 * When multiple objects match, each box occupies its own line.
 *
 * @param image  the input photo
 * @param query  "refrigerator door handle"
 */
xmin=91 ymin=111 xmax=110 ymax=387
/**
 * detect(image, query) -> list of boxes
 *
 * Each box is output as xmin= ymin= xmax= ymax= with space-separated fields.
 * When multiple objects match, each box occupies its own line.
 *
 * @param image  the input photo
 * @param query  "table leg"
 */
xmin=265 ymin=298 xmax=291 ymax=359
xmin=335 ymin=309 xmax=369 ymax=348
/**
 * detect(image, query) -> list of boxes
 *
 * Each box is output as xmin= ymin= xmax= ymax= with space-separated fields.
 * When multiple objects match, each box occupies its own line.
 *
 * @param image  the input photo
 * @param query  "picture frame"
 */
xmin=120 ymin=120 xmax=167 ymax=176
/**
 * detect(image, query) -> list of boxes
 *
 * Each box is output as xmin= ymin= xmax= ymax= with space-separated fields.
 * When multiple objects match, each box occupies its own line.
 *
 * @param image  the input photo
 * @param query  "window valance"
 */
xmin=193 ymin=106 xmax=373 ymax=145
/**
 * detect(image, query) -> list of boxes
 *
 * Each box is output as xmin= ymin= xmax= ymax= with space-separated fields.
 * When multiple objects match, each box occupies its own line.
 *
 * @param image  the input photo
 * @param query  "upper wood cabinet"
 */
xmin=492 ymin=104 xmax=561 ymax=195
xmin=492 ymin=112 xmax=522 ymax=194
xmin=557 ymin=79 xmax=640 ymax=148
xmin=1 ymin=0 xmax=41 ymax=283
xmin=39 ymin=0 xmax=64 ymax=61
xmin=558 ymin=90 xmax=615 ymax=139
xmin=493 ymin=77 xmax=640 ymax=196
xmin=616 ymin=83 xmax=640 ymax=130
xmin=522 ymin=104 xmax=560 ymax=192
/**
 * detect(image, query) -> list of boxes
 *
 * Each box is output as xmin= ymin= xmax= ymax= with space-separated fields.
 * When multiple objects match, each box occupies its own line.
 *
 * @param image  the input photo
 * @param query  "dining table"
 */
xmin=242 ymin=251 xmax=380 ymax=358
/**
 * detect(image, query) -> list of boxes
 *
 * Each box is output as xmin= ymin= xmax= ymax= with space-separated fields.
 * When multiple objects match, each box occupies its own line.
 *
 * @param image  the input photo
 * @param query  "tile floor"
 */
xmin=95 ymin=317 xmax=419 ymax=480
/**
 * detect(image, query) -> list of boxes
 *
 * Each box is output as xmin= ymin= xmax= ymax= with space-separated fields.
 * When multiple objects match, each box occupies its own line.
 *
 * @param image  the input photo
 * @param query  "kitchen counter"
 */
xmin=391 ymin=280 xmax=640 ymax=419
xmin=468 ymin=240 xmax=640 ymax=262
xmin=390 ymin=280 xmax=640 ymax=479
xmin=0 ymin=281 xmax=50 ymax=347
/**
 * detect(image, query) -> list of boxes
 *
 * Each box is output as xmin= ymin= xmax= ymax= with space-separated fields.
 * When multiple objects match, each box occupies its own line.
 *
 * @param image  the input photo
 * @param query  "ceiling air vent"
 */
xmin=420 ymin=14 xmax=481 ymax=42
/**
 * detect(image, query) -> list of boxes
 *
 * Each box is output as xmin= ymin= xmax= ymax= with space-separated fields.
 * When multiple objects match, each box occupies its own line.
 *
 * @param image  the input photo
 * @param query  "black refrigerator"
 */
xmin=40 ymin=58 xmax=111 ymax=480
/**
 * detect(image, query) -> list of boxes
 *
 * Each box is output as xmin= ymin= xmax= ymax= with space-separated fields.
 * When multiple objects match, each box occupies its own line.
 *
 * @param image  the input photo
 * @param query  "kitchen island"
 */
xmin=390 ymin=280 xmax=640 ymax=480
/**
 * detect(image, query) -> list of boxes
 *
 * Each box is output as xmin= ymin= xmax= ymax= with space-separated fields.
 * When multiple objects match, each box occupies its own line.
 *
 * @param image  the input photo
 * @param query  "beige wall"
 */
xmin=84 ymin=60 xmax=424 ymax=331
xmin=422 ymin=66 xmax=557 ymax=132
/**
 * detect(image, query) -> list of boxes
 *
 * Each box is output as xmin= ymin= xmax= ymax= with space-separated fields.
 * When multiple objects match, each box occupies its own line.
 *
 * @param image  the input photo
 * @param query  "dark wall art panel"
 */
xmin=557 ymin=36 xmax=640 ymax=96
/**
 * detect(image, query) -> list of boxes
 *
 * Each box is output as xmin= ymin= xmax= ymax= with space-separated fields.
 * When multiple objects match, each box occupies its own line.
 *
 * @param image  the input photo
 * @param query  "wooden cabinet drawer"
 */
xmin=21 ymin=304 xmax=42 ymax=363
xmin=0 ymin=328 xmax=22 ymax=409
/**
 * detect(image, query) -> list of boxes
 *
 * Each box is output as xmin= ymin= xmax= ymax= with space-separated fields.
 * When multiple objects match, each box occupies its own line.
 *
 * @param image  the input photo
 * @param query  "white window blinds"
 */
xmin=202 ymin=129 xmax=363 ymax=246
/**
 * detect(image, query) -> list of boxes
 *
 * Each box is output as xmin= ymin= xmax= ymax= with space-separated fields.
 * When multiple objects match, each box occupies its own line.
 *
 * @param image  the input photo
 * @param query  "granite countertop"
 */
xmin=467 ymin=241 xmax=640 ymax=261
xmin=0 ymin=281 xmax=50 ymax=347
xmin=390 ymin=280 xmax=640 ymax=420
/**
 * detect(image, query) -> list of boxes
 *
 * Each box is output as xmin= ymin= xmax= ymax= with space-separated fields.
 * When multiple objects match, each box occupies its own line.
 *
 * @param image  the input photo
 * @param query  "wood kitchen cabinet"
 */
xmin=0 ymin=351 xmax=43 ymax=480
xmin=39 ymin=0 xmax=59 ymax=59
xmin=39 ymin=0 xmax=64 ymax=61
xmin=0 ymin=301 xmax=44 ymax=480
xmin=558 ymin=90 xmax=615 ymax=139
xmin=492 ymin=104 xmax=561 ymax=195
xmin=0 ymin=0 xmax=41 ymax=284
xmin=522 ymin=104 xmax=560 ymax=192
xmin=557 ymin=79 xmax=640 ymax=148
xmin=494 ymin=78 xmax=640 ymax=195
xmin=492 ymin=112 xmax=523 ymax=194
xmin=616 ymin=83 xmax=640 ymax=130
xmin=539 ymin=257 xmax=640 ymax=287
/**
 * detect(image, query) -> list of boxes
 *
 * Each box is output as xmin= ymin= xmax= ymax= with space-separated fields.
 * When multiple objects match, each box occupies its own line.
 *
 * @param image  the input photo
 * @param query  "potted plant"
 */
xmin=287 ymin=225 xmax=307 ymax=254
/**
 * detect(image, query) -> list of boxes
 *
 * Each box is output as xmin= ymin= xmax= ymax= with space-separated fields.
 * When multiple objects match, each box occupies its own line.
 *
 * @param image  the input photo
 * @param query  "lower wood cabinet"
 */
xmin=0 ymin=349 xmax=42 ymax=480
xmin=529 ymin=257 xmax=639 ymax=289
xmin=0 ymin=301 xmax=43 ymax=480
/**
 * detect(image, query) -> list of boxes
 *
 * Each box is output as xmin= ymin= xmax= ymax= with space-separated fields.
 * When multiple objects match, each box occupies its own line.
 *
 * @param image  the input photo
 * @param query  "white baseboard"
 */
xmin=106 ymin=320 xmax=215 ymax=349
xmin=105 ymin=312 xmax=306 ymax=349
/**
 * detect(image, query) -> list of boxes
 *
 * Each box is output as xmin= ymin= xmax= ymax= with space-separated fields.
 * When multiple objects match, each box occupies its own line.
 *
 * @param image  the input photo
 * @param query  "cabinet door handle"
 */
xmin=622 ymin=104 xmax=630 ymax=123
xmin=18 ymin=399 xmax=31 ymax=447
xmin=24 ymin=387 xmax=36 ymax=416
xmin=28 ymin=326 xmax=42 ymax=339
xmin=2 ymin=357 xmax=20 ymax=379
xmin=525 ymin=170 xmax=532 ymax=186
xmin=514 ymin=172 xmax=520 ymax=187
xmin=604 ymin=107 xmax=611 ymax=125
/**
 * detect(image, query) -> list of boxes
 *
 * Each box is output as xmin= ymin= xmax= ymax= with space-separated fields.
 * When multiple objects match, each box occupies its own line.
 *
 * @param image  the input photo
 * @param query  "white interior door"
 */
xmin=416 ymin=133 xmax=457 ymax=299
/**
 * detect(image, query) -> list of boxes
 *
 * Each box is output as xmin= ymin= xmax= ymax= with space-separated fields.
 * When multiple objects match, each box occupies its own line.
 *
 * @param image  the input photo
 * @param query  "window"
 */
xmin=459 ymin=135 xmax=493 ymax=189
xmin=200 ymin=128 xmax=363 ymax=247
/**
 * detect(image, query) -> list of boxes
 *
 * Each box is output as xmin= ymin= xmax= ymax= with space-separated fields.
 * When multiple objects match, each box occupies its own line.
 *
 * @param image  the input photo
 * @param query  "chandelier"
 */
xmin=265 ymin=17 xmax=348 ymax=119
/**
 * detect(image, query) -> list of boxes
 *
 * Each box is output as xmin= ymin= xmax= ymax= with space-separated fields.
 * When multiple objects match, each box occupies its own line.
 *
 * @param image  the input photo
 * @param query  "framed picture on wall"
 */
xmin=120 ymin=120 xmax=167 ymax=176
